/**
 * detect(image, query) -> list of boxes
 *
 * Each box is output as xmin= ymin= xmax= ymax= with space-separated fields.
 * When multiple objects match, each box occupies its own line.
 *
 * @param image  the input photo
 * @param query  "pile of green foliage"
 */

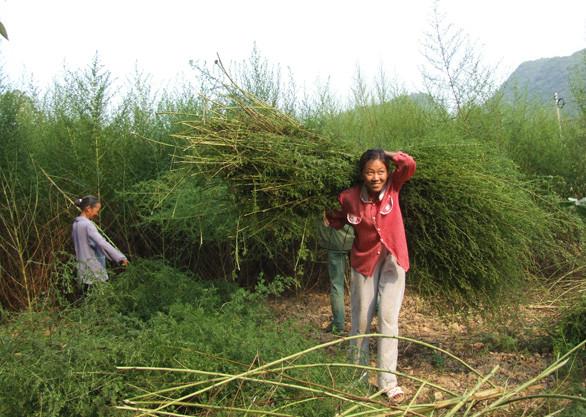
xmin=401 ymin=141 xmax=581 ymax=304
xmin=135 ymin=83 xmax=356 ymax=281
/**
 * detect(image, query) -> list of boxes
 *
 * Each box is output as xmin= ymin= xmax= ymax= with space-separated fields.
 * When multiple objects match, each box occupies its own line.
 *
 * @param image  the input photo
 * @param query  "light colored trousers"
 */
xmin=350 ymin=250 xmax=405 ymax=391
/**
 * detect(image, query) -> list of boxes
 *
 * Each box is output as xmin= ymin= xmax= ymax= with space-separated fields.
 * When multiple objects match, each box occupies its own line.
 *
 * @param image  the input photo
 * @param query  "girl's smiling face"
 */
xmin=362 ymin=159 xmax=388 ymax=195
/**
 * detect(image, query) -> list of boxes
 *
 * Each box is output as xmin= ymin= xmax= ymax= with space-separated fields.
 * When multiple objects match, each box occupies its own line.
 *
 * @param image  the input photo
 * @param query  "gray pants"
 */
xmin=350 ymin=250 xmax=405 ymax=391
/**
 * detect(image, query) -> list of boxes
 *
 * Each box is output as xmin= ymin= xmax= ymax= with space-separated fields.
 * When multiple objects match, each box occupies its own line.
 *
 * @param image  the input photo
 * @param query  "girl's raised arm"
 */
xmin=386 ymin=151 xmax=416 ymax=190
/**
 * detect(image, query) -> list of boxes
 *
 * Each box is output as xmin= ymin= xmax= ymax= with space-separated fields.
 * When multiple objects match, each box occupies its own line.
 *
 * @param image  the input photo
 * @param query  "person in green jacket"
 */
xmin=318 ymin=220 xmax=354 ymax=334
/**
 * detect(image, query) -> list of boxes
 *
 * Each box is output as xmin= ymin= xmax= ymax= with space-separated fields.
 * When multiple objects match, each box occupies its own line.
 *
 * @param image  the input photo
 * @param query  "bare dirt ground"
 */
xmin=268 ymin=289 xmax=569 ymax=413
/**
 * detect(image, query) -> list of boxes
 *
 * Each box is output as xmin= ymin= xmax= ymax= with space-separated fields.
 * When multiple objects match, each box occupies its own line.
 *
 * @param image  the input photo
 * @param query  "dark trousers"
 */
xmin=328 ymin=250 xmax=348 ymax=332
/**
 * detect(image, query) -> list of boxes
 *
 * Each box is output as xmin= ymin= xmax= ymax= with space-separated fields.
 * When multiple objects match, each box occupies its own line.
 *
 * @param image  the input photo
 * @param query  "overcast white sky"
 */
xmin=1 ymin=0 xmax=585 ymax=99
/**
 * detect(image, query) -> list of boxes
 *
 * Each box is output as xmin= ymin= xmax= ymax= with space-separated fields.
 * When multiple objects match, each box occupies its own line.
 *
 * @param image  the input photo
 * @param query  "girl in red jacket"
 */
xmin=326 ymin=148 xmax=416 ymax=403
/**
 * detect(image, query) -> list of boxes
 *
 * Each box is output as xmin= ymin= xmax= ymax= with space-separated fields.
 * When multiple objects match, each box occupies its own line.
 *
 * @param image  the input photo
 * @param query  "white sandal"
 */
xmin=385 ymin=386 xmax=405 ymax=404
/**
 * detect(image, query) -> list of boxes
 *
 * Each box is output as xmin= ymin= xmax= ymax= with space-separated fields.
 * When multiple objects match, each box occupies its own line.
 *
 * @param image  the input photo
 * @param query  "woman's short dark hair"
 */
xmin=75 ymin=195 xmax=100 ymax=210
xmin=358 ymin=148 xmax=390 ymax=173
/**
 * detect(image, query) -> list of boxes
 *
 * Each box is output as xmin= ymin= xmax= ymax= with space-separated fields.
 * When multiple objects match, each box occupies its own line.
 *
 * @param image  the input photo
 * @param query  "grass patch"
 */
xmin=0 ymin=259 xmax=340 ymax=417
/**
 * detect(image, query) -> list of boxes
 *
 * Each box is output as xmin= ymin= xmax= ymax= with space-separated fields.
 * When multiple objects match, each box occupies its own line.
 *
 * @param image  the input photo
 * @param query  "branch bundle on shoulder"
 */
xmin=165 ymin=71 xmax=355 ymax=275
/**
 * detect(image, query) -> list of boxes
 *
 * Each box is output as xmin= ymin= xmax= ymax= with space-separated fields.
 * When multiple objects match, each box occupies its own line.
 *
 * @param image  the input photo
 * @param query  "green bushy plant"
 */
xmin=400 ymin=141 xmax=581 ymax=306
xmin=105 ymin=258 xmax=226 ymax=319
xmin=0 ymin=259 xmax=336 ymax=417
xmin=126 ymin=172 xmax=239 ymax=270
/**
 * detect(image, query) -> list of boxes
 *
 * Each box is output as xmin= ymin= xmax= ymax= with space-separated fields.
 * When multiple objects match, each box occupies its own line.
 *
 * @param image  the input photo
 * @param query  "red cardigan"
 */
xmin=327 ymin=152 xmax=416 ymax=276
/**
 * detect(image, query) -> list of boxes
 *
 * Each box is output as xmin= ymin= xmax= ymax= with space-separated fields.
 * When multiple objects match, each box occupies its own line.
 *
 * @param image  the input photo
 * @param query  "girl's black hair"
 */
xmin=75 ymin=195 xmax=100 ymax=210
xmin=354 ymin=149 xmax=391 ymax=184
xmin=358 ymin=148 xmax=390 ymax=173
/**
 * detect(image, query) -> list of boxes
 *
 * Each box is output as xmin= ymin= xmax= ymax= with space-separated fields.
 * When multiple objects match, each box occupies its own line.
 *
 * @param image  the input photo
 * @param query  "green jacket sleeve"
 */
xmin=317 ymin=222 xmax=354 ymax=251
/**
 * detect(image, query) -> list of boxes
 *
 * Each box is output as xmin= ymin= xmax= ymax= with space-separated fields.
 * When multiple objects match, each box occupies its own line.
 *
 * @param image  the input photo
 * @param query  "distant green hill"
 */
xmin=500 ymin=49 xmax=585 ymax=116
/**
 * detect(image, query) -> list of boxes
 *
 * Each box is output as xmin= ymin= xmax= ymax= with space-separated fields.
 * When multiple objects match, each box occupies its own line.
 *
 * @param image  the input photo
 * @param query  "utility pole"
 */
xmin=554 ymin=92 xmax=565 ymax=138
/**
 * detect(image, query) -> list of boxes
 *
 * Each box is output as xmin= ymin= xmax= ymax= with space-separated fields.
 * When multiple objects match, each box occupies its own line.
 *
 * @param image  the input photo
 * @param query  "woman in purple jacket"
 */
xmin=72 ymin=195 xmax=128 ymax=288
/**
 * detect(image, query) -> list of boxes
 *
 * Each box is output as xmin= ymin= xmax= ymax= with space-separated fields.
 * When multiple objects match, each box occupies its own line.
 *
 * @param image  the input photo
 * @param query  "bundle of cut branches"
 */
xmin=166 ymin=68 xmax=356 ymax=274
xmin=117 ymin=337 xmax=586 ymax=417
